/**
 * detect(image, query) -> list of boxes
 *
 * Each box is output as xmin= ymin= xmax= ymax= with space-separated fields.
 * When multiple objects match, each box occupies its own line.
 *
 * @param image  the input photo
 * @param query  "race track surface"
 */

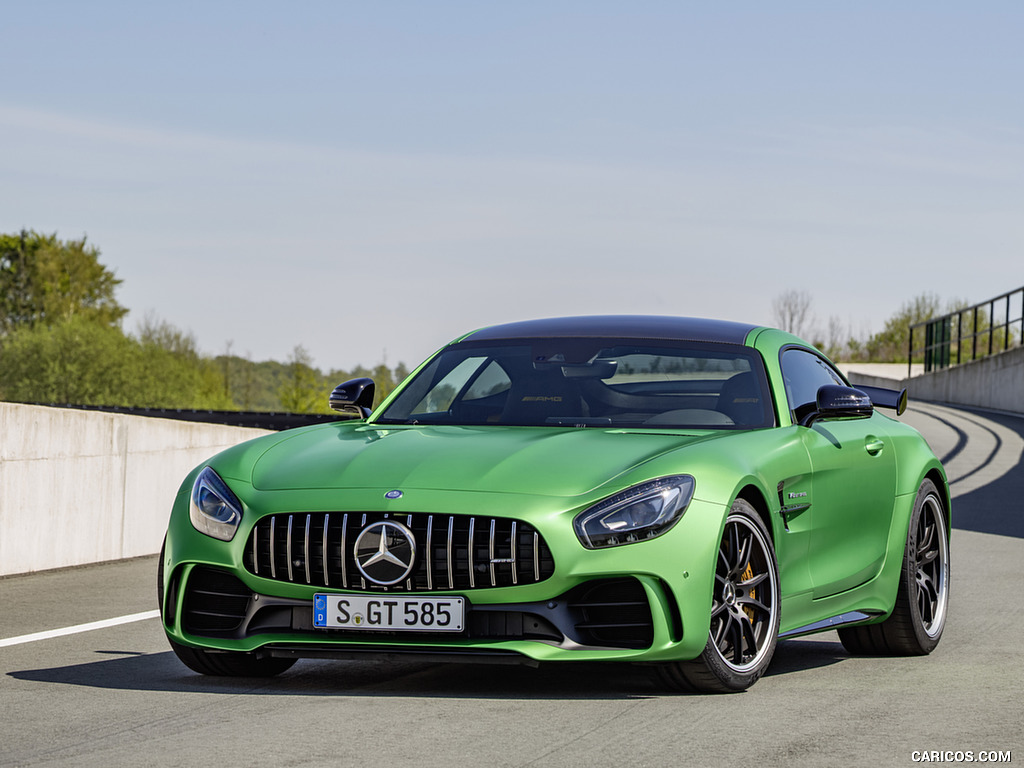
xmin=1 ymin=403 xmax=1021 ymax=767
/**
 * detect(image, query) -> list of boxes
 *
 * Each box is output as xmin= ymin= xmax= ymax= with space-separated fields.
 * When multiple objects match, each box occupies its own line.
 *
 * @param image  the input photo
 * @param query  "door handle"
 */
xmin=865 ymin=436 xmax=885 ymax=456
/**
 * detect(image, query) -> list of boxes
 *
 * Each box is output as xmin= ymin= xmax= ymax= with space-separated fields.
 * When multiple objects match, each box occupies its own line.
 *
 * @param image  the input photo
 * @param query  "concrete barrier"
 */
xmin=906 ymin=346 xmax=1024 ymax=414
xmin=0 ymin=403 xmax=270 ymax=577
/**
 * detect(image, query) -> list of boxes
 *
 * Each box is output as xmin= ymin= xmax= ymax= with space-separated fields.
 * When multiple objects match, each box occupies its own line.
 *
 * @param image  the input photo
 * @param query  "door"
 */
xmin=780 ymin=348 xmax=898 ymax=598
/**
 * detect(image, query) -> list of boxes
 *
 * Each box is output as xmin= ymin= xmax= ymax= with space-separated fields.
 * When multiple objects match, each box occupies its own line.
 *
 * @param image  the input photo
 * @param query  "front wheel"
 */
xmin=839 ymin=478 xmax=949 ymax=655
xmin=660 ymin=499 xmax=781 ymax=693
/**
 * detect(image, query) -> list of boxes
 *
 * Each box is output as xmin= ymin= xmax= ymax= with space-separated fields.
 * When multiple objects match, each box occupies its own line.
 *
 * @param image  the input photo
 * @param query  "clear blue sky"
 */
xmin=3 ymin=2 xmax=1022 ymax=371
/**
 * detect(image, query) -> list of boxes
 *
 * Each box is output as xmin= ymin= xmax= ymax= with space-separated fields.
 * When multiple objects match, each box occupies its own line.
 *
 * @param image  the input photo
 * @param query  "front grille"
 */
xmin=183 ymin=567 xmax=251 ymax=634
xmin=243 ymin=512 xmax=555 ymax=592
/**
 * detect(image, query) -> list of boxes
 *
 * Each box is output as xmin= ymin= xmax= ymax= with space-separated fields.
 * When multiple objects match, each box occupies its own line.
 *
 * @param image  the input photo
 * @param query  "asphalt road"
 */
xmin=1 ymin=403 xmax=1021 ymax=768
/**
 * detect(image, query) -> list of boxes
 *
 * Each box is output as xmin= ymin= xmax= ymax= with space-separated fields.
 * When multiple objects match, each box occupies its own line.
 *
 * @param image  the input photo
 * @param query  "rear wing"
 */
xmin=856 ymin=385 xmax=908 ymax=416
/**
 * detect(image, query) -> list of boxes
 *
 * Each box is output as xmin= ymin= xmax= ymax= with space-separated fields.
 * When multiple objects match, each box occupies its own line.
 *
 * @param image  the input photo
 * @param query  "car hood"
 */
xmin=249 ymin=423 xmax=712 ymax=498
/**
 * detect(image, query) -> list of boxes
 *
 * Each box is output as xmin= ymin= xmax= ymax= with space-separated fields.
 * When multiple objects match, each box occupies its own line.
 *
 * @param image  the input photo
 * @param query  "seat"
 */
xmin=500 ymin=370 xmax=585 ymax=425
xmin=716 ymin=372 xmax=766 ymax=426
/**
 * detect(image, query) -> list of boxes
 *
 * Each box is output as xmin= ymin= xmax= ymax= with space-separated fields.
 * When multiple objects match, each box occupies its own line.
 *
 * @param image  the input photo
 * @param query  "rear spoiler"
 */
xmin=856 ymin=385 xmax=908 ymax=416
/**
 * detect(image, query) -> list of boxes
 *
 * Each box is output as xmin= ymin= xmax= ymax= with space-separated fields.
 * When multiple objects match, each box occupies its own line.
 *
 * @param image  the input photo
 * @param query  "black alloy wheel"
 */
xmin=660 ymin=498 xmax=780 ymax=693
xmin=839 ymin=478 xmax=949 ymax=655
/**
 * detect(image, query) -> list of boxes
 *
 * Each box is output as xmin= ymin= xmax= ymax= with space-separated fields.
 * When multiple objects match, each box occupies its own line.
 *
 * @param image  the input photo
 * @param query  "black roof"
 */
xmin=463 ymin=315 xmax=760 ymax=345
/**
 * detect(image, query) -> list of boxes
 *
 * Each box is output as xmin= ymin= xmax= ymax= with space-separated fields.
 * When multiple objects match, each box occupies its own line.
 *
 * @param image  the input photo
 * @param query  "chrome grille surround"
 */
xmin=243 ymin=512 xmax=555 ymax=592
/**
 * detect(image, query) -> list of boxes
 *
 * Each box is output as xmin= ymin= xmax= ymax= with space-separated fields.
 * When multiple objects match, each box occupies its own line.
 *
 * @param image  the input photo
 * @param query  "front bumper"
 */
xmin=161 ymin=486 xmax=727 ymax=665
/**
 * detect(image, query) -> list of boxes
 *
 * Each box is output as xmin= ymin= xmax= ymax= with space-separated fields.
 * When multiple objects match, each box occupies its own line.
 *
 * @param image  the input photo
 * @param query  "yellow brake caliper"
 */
xmin=741 ymin=563 xmax=755 ymax=622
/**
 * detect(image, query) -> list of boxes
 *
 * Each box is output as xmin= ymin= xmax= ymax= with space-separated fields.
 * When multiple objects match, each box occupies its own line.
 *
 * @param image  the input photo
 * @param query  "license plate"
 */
xmin=313 ymin=594 xmax=465 ymax=632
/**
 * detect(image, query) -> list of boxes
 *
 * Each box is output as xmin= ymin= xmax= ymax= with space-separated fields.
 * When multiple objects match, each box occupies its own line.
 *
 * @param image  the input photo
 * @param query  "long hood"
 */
xmin=249 ymin=423 xmax=711 ymax=498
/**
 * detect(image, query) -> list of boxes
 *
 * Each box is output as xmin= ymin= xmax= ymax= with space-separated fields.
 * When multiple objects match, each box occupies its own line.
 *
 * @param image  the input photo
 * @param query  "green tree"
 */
xmin=277 ymin=345 xmax=325 ymax=413
xmin=219 ymin=342 xmax=261 ymax=410
xmin=0 ymin=316 xmax=137 ymax=404
xmin=0 ymin=315 xmax=233 ymax=408
xmin=133 ymin=316 xmax=234 ymax=409
xmin=0 ymin=230 xmax=127 ymax=334
xmin=370 ymin=363 xmax=399 ymax=408
xmin=867 ymin=293 xmax=959 ymax=363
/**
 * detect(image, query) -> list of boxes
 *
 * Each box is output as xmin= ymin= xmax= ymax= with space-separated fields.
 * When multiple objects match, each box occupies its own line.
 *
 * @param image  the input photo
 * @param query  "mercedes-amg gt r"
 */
xmin=159 ymin=316 xmax=949 ymax=692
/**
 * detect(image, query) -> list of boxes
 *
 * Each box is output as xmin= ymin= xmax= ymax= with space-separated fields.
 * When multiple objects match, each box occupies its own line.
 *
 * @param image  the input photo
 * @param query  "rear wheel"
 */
xmin=660 ymin=499 xmax=780 ymax=693
xmin=839 ymin=478 xmax=949 ymax=655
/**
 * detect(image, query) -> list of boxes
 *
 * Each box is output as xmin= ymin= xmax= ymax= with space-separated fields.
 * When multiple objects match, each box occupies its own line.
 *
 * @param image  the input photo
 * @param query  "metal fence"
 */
xmin=908 ymin=286 xmax=1024 ymax=377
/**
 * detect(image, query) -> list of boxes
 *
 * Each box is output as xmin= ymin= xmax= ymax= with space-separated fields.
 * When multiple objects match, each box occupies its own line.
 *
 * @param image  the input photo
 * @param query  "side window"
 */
xmin=463 ymin=360 xmax=511 ymax=401
xmin=410 ymin=357 xmax=487 ymax=414
xmin=780 ymin=348 xmax=846 ymax=418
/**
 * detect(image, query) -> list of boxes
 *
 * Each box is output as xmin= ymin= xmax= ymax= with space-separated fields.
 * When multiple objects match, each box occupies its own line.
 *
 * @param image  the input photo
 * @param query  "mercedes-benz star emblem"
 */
xmin=354 ymin=521 xmax=417 ymax=586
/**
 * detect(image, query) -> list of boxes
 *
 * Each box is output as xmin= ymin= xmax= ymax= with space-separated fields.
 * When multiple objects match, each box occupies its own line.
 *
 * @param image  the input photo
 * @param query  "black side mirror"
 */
xmin=329 ymin=377 xmax=375 ymax=419
xmin=800 ymin=385 xmax=873 ymax=427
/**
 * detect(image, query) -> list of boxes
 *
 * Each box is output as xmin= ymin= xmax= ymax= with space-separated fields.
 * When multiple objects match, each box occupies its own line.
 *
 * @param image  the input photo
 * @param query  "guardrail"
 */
xmin=908 ymin=286 xmax=1024 ymax=377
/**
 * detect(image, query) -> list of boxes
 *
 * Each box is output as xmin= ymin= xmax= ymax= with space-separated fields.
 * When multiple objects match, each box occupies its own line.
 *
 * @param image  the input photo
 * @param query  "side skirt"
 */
xmin=779 ymin=610 xmax=884 ymax=639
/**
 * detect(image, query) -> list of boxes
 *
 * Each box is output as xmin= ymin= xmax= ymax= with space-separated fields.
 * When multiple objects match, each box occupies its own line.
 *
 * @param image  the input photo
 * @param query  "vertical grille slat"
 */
xmin=489 ymin=519 xmax=497 ymax=587
xmin=322 ymin=513 xmax=330 ymax=588
xmin=511 ymin=520 xmax=518 ymax=586
xmin=270 ymin=517 xmax=277 ymax=579
xmin=425 ymin=515 xmax=434 ymax=590
xmin=446 ymin=517 xmax=455 ymax=590
xmin=341 ymin=513 xmax=349 ymax=589
xmin=286 ymin=515 xmax=295 ymax=582
xmin=468 ymin=518 xmax=476 ymax=589
xmin=304 ymin=514 xmax=312 ymax=584
xmin=243 ymin=511 xmax=555 ymax=592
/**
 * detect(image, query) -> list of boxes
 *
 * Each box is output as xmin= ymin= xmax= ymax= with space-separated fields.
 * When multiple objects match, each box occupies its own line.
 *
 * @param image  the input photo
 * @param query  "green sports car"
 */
xmin=159 ymin=315 xmax=950 ymax=692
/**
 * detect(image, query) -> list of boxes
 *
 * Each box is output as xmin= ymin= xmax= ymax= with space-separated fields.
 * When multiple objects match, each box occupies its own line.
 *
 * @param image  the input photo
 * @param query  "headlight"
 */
xmin=189 ymin=467 xmax=244 ymax=541
xmin=574 ymin=475 xmax=695 ymax=549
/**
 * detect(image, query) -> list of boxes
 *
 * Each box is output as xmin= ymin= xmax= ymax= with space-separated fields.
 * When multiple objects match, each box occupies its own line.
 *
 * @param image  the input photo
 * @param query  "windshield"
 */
xmin=376 ymin=338 xmax=774 ymax=429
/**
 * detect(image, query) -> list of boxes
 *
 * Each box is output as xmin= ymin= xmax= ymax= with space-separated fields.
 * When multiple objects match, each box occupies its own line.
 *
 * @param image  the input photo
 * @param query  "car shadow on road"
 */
xmin=766 ymin=637 xmax=849 ymax=677
xmin=951 ymin=473 xmax=1024 ymax=539
xmin=8 ymin=636 xmax=848 ymax=698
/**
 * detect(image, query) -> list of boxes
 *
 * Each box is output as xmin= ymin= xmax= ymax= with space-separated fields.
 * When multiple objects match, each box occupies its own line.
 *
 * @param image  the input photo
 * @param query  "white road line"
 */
xmin=0 ymin=610 xmax=160 ymax=648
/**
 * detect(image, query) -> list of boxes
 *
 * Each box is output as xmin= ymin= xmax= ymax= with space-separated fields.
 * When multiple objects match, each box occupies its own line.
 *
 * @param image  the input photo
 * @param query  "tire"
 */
xmin=839 ymin=478 xmax=949 ymax=656
xmin=660 ymin=499 xmax=781 ymax=693
xmin=168 ymin=638 xmax=296 ymax=678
